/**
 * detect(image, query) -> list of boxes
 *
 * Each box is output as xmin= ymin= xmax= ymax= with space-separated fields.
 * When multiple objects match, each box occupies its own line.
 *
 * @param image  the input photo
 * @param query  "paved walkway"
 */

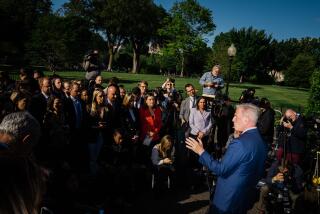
xmin=121 ymin=186 xmax=211 ymax=214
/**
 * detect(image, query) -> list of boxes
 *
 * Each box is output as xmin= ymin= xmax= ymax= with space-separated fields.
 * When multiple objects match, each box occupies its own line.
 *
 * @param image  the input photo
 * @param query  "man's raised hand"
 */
xmin=185 ymin=137 xmax=205 ymax=156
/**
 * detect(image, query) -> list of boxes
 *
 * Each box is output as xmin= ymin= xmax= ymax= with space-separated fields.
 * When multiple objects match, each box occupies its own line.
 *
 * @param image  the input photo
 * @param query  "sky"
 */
xmin=52 ymin=0 xmax=320 ymax=46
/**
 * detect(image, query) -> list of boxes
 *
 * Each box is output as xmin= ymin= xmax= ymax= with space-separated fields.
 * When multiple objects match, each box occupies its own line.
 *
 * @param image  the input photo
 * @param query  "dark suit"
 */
xmin=120 ymin=107 xmax=140 ymax=139
xmin=64 ymin=96 xmax=88 ymax=170
xmin=257 ymin=108 xmax=275 ymax=145
xmin=199 ymin=128 xmax=267 ymax=213
xmin=29 ymin=92 xmax=48 ymax=125
xmin=106 ymin=100 xmax=121 ymax=130
xmin=276 ymin=115 xmax=307 ymax=164
xmin=64 ymin=97 xmax=83 ymax=131
xmin=284 ymin=115 xmax=307 ymax=154
xmin=134 ymin=96 xmax=145 ymax=109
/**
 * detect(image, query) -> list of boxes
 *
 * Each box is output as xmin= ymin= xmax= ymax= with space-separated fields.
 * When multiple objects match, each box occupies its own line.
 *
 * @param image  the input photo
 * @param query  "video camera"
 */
xmin=282 ymin=117 xmax=294 ymax=125
xmin=239 ymin=87 xmax=260 ymax=105
xmin=84 ymin=50 xmax=99 ymax=60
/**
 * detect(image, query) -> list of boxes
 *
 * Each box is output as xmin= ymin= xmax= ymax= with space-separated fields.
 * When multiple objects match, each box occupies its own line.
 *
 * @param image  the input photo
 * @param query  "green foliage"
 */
xmin=158 ymin=0 xmax=215 ymax=76
xmin=60 ymin=0 xmax=91 ymax=17
xmin=307 ymin=69 xmax=320 ymax=115
xmin=90 ymin=0 xmax=130 ymax=71
xmin=211 ymin=27 xmax=274 ymax=83
xmin=155 ymin=47 xmax=177 ymax=74
xmin=209 ymin=32 xmax=232 ymax=78
xmin=113 ymin=45 xmax=132 ymax=72
xmin=0 ymin=0 xmax=52 ymax=64
xmin=272 ymin=38 xmax=320 ymax=72
xmin=25 ymin=14 xmax=105 ymax=71
xmin=284 ymin=53 xmax=316 ymax=88
xmin=140 ymin=54 xmax=160 ymax=74
xmin=1 ymin=0 xmax=319 ymax=86
xmin=170 ymin=0 xmax=215 ymax=36
xmin=119 ymin=0 xmax=167 ymax=73
xmin=24 ymin=15 xmax=64 ymax=70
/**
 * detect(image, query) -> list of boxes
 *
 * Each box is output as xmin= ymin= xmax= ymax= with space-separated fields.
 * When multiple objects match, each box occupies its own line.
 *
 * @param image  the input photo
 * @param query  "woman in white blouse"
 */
xmin=188 ymin=97 xmax=212 ymax=181
xmin=189 ymin=96 xmax=212 ymax=144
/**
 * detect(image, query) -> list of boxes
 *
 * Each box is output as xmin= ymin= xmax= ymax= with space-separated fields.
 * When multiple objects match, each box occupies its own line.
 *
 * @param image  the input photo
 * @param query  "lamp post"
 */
xmin=226 ymin=43 xmax=237 ymax=96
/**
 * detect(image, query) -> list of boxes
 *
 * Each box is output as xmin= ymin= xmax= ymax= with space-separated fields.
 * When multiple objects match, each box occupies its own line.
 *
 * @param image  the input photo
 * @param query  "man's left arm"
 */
xmin=199 ymin=139 xmax=244 ymax=177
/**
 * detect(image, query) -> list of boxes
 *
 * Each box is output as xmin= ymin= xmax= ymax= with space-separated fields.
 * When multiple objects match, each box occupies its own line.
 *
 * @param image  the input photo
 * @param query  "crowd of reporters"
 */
xmin=0 ymin=67 xmax=319 ymax=213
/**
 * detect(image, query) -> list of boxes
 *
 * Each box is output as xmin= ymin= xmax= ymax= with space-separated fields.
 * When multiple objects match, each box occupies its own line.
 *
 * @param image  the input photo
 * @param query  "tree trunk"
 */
xmin=107 ymin=50 xmax=113 ymax=72
xmin=131 ymin=43 xmax=140 ymax=74
xmin=180 ymin=54 xmax=184 ymax=77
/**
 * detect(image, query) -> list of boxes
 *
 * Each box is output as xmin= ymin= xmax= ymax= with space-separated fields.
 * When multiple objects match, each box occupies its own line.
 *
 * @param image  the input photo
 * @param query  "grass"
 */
xmin=46 ymin=71 xmax=309 ymax=113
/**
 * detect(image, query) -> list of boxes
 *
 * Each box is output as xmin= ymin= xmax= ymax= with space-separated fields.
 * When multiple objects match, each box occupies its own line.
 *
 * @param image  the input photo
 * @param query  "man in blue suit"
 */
xmin=186 ymin=103 xmax=267 ymax=214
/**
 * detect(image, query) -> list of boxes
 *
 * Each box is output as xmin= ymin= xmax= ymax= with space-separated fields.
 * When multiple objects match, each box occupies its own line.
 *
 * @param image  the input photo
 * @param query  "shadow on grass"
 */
xmin=230 ymin=84 xmax=263 ymax=90
xmin=276 ymin=85 xmax=309 ymax=92
xmin=118 ymin=79 xmax=140 ymax=84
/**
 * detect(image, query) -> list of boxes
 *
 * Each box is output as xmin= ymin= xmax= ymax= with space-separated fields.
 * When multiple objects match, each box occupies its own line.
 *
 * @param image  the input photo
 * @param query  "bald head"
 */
xmin=285 ymin=109 xmax=297 ymax=122
xmin=107 ymin=85 xmax=117 ymax=103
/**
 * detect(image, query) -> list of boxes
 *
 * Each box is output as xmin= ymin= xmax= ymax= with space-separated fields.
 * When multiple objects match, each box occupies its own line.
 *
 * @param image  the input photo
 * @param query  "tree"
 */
xmin=125 ymin=0 xmax=166 ymax=73
xmin=25 ymin=14 xmax=104 ymax=72
xmin=307 ymin=69 xmax=320 ymax=115
xmin=209 ymin=32 xmax=233 ymax=79
xmin=159 ymin=0 xmax=215 ymax=77
xmin=90 ymin=0 xmax=129 ymax=71
xmin=59 ymin=0 xmax=91 ymax=18
xmin=211 ymin=27 xmax=273 ymax=83
xmin=25 ymin=15 xmax=65 ymax=72
xmin=0 ymin=0 xmax=52 ymax=64
xmin=270 ymin=38 xmax=320 ymax=82
xmin=284 ymin=53 xmax=316 ymax=88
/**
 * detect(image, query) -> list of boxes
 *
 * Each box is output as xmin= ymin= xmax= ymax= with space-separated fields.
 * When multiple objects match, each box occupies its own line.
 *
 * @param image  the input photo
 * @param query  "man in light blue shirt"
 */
xmin=199 ymin=65 xmax=224 ymax=97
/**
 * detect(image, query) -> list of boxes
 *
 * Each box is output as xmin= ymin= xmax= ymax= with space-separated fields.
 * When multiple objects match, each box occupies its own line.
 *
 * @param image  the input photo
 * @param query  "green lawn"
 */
xmin=48 ymin=71 xmax=309 ymax=113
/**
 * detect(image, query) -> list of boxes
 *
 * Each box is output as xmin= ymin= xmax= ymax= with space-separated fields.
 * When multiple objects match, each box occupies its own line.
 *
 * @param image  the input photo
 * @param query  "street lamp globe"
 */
xmin=228 ymin=43 xmax=237 ymax=57
xmin=225 ymin=44 xmax=236 ymax=96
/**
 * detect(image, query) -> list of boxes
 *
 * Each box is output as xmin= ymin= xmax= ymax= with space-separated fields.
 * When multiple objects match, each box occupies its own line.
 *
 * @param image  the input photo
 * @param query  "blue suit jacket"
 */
xmin=199 ymin=128 xmax=267 ymax=213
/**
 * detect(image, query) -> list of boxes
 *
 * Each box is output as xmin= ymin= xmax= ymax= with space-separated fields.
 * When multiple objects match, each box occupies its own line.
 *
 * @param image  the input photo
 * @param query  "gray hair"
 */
xmin=236 ymin=103 xmax=260 ymax=125
xmin=213 ymin=64 xmax=221 ymax=70
xmin=0 ymin=111 xmax=40 ymax=147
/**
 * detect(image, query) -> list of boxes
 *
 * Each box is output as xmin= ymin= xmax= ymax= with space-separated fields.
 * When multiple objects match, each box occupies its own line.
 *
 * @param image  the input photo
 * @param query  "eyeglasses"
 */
xmin=186 ymin=89 xmax=194 ymax=93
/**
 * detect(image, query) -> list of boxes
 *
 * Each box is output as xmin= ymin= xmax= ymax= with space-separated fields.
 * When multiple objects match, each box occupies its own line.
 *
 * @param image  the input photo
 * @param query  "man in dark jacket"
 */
xmin=83 ymin=50 xmax=101 ymax=82
xmin=29 ymin=77 xmax=51 ymax=125
xmin=257 ymin=98 xmax=275 ymax=145
xmin=276 ymin=109 xmax=307 ymax=165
